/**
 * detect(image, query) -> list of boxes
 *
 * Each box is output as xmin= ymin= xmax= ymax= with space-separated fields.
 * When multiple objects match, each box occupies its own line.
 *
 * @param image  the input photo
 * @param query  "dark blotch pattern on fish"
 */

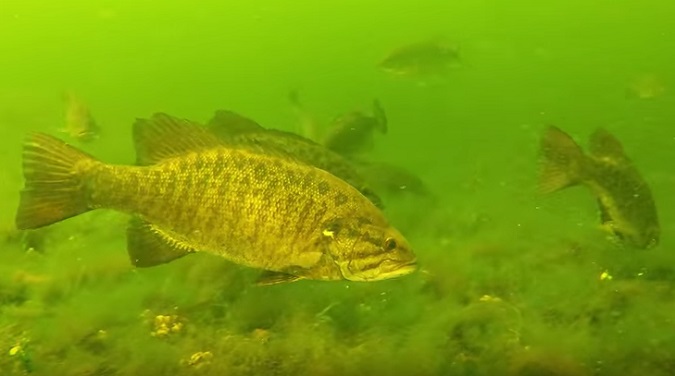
xmin=317 ymin=181 xmax=330 ymax=195
xmin=334 ymin=193 xmax=349 ymax=207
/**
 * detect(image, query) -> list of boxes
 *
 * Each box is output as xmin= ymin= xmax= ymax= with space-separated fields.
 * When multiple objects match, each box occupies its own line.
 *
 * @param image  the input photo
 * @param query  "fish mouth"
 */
xmin=387 ymin=261 xmax=418 ymax=278
xmin=341 ymin=255 xmax=418 ymax=282
xmin=367 ymin=258 xmax=418 ymax=281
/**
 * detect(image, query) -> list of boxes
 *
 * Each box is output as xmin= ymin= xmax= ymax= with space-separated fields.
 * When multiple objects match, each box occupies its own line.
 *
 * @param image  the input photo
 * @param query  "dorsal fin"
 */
xmin=588 ymin=127 xmax=629 ymax=163
xmin=207 ymin=109 xmax=266 ymax=137
xmin=133 ymin=113 xmax=225 ymax=165
xmin=207 ymin=109 xmax=319 ymax=145
xmin=207 ymin=109 xmax=329 ymax=159
xmin=264 ymin=128 xmax=326 ymax=146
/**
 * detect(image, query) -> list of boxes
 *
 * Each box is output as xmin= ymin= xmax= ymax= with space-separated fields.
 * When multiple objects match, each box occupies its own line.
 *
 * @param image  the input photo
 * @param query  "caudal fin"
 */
xmin=15 ymin=132 xmax=97 ymax=230
xmin=538 ymin=126 xmax=587 ymax=194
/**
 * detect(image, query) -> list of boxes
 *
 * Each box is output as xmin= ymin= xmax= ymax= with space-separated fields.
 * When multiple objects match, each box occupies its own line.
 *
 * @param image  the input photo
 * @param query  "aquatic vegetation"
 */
xmin=2 ymin=206 xmax=674 ymax=375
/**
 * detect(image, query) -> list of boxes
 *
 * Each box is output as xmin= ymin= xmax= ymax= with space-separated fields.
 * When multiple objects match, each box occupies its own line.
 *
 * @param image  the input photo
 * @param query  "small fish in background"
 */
xmin=288 ymin=89 xmax=322 ymax=141
xmin=0 ymin=220 xmax=48 ymax=253
xmin=352 ymin=160 xmax=437 ymax=202
xmin=287 ymin=90 xmax=388 ymax=158
xmin=285 ymin=91 xmax=434 ymax=208
xmin=351 ymin=160 xmax=441 ymax=239
xmin=323 ymin=99 xmax=388 ymax=159
xmin=539 ymin=125 xmax=660 ymax=249
xmin=62 ymin=91 xmax=99 ymax=142
xmin=378 ymin=37 xmax=461 ymax=80
xmin=14 ymin=113 xmax=417 ymax=285
xmin=625 ymin=73 xmax=666 ymax=100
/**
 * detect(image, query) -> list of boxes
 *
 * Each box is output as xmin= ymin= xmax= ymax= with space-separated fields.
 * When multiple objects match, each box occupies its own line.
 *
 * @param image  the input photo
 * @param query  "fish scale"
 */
xmin=87 ymin=149 xmax=339 ymax=260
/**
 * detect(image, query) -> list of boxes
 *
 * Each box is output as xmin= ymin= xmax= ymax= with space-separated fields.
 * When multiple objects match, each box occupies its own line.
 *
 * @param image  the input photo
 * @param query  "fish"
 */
xmin=378 ymin=37 xmax=461 ymax=79
xmin=625 ymin=73 xmax=666 ymax=100
xmin=286 ymin=91 xmax=387 ymax=158
xmin=539 ymin=125 xmax=660 ymax=249
xmin=323 ymin=99 xmax=388 ymax=158
xmin=206 ymin=109 xmax=385 ymax=209
xmin=284 ymin=93 xmax=433 ymax=204
xmin=14 ymin=113 xmax=417 ymax=284
xmin=352 ymin=160 xmax=437 ymax=201
xmin=0 ymin=220 xmax=47 ymax=253
xmin=288 ymin=89 xmax=322 ymax=141
xmin=61 ymin=91 xmax=99 ymax=142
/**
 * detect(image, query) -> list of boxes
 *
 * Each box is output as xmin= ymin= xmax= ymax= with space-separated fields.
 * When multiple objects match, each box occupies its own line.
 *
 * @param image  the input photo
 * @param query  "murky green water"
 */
xmin=1 ymin=1 xmax=674 ymax=375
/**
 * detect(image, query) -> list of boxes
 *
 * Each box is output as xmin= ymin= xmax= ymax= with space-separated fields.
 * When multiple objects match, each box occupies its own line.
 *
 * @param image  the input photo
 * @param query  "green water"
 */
xmin=2 ymin=1 xmax=674 ymax=375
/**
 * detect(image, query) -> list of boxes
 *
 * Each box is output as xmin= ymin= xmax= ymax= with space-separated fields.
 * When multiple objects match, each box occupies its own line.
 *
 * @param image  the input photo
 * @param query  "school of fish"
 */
xmin=12 ymin=36 xmax=665 ymax=294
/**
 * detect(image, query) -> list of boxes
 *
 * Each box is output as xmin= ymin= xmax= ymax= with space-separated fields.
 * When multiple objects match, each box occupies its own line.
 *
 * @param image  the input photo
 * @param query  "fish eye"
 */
xmin=384 ymin=237 xmax=397 ymax=251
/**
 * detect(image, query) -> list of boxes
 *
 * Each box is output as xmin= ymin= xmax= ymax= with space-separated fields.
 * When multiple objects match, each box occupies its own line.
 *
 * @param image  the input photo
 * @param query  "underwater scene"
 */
xmin=1 ymin=1 xmax=674 ymax=375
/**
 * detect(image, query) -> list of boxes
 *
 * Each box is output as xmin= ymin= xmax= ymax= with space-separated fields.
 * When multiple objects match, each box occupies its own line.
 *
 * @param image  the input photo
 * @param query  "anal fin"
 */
xmin=127 ymin=217 xmax=195 ymax=267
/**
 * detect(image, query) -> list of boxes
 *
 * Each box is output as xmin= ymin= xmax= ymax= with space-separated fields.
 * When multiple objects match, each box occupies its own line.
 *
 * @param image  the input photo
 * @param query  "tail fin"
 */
xmin=538 ymin=126 xmax=587 ymax=194
xmin=15 ymin=132 xmax=97 ymax=230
